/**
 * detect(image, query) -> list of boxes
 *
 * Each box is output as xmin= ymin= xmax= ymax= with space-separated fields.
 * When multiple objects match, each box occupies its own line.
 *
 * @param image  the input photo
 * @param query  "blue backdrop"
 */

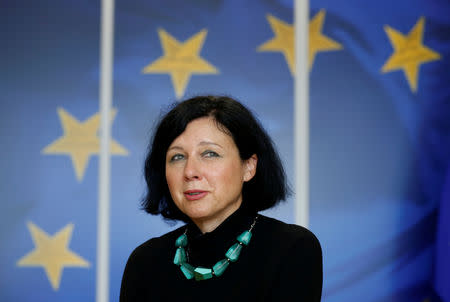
xmin=1 ymin=1 xmax=448 ymax=302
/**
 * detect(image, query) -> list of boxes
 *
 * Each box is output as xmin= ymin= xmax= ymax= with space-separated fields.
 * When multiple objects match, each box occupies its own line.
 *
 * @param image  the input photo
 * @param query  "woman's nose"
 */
xmin=184 ymin=157 xmax=201 ymax=180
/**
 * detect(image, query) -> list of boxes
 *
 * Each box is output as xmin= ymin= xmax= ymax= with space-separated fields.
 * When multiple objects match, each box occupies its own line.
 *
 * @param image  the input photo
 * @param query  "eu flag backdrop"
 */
xmin=1 ymin=1 xmax=449 ymax=302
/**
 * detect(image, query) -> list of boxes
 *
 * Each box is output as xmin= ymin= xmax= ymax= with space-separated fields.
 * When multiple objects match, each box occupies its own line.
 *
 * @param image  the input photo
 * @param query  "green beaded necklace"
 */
xmin=173 ymin=216 xmax=258 ymax=281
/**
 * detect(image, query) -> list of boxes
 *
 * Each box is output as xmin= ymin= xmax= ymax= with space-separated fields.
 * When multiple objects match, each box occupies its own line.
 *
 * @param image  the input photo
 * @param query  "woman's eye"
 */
xmin=169 ymin=154 xmax=184 ymax=162
xmin=202 ymin=150 xmax=219 ymax=158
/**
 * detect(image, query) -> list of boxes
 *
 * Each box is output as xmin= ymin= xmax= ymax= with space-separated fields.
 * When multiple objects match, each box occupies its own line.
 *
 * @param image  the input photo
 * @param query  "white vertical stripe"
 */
xmin=294 ymin=0 xmax=310 ymax=227
xmin=97 ymin=0 xmax=114 ymax=302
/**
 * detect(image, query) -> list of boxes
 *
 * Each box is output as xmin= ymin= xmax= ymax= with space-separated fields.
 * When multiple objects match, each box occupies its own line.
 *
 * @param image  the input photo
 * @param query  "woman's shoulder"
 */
xmin=126 ymin=225 xmax=186 ymax=261
xmin=257 ymin=215 xmax=321 ymax=250
xmin=255 ymin=215 xmax=323 ymax=301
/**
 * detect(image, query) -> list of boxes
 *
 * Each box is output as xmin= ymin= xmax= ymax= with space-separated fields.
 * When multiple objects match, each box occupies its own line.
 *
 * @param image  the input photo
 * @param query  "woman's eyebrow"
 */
xmin=167 ymin=141 xmax=223 ymax=151
xmin=198 ymin=141 xmax=223 ymax=148
xmin=167 ymin=146 xmax=183 ymax=152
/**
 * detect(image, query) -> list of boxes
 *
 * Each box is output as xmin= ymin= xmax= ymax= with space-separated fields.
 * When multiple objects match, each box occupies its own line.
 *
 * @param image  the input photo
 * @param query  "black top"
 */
xmin=120 ymin=207 xmax=323 ymax=301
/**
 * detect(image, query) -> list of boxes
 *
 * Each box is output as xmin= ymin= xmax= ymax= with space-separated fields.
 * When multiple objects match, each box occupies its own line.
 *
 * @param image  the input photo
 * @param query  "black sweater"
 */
xmin=120 ymin=208 xmax=323 ymax=301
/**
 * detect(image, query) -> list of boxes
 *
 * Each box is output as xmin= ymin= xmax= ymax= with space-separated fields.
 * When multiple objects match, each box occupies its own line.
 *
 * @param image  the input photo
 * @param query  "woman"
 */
xmin=120 ymin=95 xmax=322 ymax=301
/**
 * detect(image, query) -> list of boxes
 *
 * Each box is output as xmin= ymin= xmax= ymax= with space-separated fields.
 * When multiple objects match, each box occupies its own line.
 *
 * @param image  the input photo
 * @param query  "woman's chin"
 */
xmin=184 ymin=209 xmax=212 ymax=222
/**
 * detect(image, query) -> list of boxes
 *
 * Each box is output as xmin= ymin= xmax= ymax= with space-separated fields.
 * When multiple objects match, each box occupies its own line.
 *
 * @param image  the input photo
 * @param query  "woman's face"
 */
xmin=165 ymin=117 xmax=257 ymax=231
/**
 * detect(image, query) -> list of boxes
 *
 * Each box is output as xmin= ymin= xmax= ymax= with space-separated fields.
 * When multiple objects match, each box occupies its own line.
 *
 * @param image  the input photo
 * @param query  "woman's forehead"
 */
xmin=168 ymin=117 xmax=236 ymax=150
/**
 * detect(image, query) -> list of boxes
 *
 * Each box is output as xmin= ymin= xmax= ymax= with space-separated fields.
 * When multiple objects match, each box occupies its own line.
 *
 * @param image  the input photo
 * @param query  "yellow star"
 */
xmin=42 ymin=108 xmax=128 ymax=181
xmin=258 ymin=11 xmax=342 ymax=74
xmin=381 ymin=17 xmax=441 ymax=92
xmin=309 ymin=10 xmax=342 ymax=71
xmin=17 ymin=222 xmax=90 ymax=290
xmin=142 ymin=29 xmax=219 ymax=98
xmin=258 ymin=14 xmax=295 ymax=75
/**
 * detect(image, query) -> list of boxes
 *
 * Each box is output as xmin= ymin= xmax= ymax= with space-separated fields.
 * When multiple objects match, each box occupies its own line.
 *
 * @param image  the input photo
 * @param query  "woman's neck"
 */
xmin=191 ymin=202 xmax=242 ymax=234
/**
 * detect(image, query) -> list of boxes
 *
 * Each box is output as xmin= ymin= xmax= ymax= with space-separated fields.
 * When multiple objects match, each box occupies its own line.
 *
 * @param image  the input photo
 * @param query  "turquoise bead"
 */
xmin=194 ymin=267 xmax=213 ymax=281
xmin=175 ymin=234 xmax=188 ymax=247
xmin=173 ymin=247 xmax=186 ymax=265
xmin=237 ymin=230 xmax=252 ymax=245
xmin=225 ymin=243 xmax=243 ymax=262
xmin=213 ymin=259 xmax=229 ymax=277
xmin=180 ymin=263 xmax=195 ymax=280
xmin=174 ymin=216 xmax=258 ymax=281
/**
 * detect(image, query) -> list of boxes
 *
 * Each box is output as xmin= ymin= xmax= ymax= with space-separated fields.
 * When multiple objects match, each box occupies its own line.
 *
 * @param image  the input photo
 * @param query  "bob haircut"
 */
xmin=142 ymin=95 xmax=288 ymax=222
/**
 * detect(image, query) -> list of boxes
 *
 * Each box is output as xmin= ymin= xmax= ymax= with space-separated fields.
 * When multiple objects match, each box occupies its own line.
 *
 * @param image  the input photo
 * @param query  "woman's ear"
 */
xmin=243 ymin=154 xmax=258 ymax=182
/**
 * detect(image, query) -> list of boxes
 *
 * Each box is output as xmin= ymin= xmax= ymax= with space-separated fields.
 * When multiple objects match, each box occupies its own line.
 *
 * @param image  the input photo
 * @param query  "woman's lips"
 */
xmin=184 ymin=190 xmax=208 ymax=201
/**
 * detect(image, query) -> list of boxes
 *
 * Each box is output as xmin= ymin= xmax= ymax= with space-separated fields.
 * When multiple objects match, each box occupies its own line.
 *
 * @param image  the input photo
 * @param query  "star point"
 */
xmin=258 ymin=14 xmax=295 ymax=75
xmin=381 ymin=17 xmax=441 ymax=92
xmin=309 ymin=9 xmax=342 ymax=71
xmin=142 ymin=28 xmax=219 ymax=98
xmin=17 ymin=222 xmax=90 ymax=290
xmin=42 ymin=108 xmax=128 ymax=181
